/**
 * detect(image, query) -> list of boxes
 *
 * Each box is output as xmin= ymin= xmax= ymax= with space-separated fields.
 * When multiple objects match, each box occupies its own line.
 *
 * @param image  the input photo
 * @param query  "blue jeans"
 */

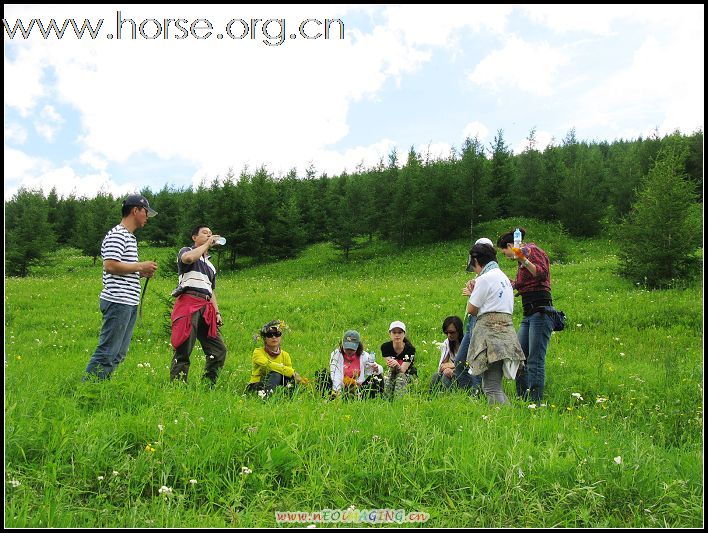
xmin=516 ymin=312 xmax=553 ymax=401
xmin=453 ymin=315 xmax=482 ymax=391
xmin=84 ymin=298 xmax=138 ymax=380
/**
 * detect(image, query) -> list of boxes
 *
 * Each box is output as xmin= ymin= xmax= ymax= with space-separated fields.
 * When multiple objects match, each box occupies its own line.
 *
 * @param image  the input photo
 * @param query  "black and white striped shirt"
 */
xmin=99 ymin=224 xmax=141 ymax=306
xmin=172 ymin=247 xmax=216 ymax=298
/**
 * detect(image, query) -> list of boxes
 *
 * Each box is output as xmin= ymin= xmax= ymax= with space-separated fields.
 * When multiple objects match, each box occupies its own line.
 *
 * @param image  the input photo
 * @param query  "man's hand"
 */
xmin=462 ymin=279 xmax=476 ymax=296
xmin=139 ymin=261 xmax=158 ymax=278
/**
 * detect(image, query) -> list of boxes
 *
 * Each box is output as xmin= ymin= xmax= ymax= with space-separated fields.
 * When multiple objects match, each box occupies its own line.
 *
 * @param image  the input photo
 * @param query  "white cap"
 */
xmin=475 ymin=237 xmax=494 ymax=247
xmin=389 ymin=320 xmax=406 ymax=333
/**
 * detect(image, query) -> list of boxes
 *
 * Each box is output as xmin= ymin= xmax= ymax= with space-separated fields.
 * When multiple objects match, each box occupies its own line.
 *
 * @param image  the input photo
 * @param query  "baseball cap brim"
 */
xmin=145 ymin=207 xmax=158 ymax=218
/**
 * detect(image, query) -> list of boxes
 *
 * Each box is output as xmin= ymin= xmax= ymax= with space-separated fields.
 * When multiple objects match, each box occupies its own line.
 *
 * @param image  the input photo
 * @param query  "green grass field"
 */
xmin=4 ymin=220 xmax=703 ymax=527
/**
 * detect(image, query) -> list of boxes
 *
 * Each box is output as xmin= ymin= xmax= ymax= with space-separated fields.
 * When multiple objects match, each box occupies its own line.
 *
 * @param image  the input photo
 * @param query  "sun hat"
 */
xmin=388 ymin=320 xmax=406 ymax=333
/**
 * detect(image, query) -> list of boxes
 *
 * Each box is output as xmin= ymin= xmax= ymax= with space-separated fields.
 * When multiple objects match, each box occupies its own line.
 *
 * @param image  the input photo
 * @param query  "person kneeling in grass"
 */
xmin=246 ymin=320 xmax=304 ymax=398
xmin=381 ymin=321 xmax=417 ymax=400
xmin=316 ymin=330 xmax=383 ymax=399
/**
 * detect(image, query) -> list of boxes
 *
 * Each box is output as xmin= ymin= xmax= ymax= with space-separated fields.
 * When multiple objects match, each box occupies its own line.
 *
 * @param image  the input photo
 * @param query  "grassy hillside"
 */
xmin=4 ymin=220 xmax=703 ymax=527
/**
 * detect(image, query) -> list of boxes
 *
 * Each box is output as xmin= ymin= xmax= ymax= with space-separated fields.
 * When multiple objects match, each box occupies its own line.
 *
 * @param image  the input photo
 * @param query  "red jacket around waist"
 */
xmin=170 ymin=294 xmax=218 ymax=349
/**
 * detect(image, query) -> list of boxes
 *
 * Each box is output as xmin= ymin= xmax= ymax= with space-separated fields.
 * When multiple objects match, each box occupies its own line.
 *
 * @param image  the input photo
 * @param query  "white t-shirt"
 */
xmin=468 ymin=268 xmax=514 ymax=315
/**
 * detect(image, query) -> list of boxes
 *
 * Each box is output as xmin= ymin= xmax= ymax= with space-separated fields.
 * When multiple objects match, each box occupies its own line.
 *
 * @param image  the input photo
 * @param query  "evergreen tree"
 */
xmin=327 ymin=173 xmax=361 ymax=259
xmin=617 ymin=136 xmax=702 ymax=287
xmin=459 ymin=136 xmax=491 ymax=229
xmin=5 ymin=188 xmax=57 ymax=276
xmin=75 ymin=193 xmax=118 ymax=265
xmin=391 ymin=148 xmax=420 ymax=247
xmin=515 ymin=128 xmax=545 ymax=217
xmin=557 ymin=143 xmax=606 ymax=236
xmin=139 ymin=185 xmax=183 ymax=246
xmin=54 ymin=193 xmax=81 ymax=246
xmin=488 ymin=130 xmax=515 ymax=218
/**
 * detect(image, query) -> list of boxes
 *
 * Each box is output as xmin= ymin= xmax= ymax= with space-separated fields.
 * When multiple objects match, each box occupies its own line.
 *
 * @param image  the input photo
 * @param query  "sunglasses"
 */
xmin=264 ymin=331 xmax=282 ymax=338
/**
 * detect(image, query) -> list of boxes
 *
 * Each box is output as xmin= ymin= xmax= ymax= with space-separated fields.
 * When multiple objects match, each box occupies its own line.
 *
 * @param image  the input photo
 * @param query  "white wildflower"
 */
xmin=10 ymin=479 xmax=20 ymax=488
xmin=482 ymin=415 xmax=489 ymax=421
xmin=97 ymin=476 xmax=104 ymax=481
xmin=518 ymin=468 xmax=524 ymax=479
xmin=528 ymin=404 xmax=537 ymax=409
xmin=241 ymin=466 xmax=252 ymax=475
xmin=189 ymin=479 xmax=197 ymax=485
xmin=158 ymin=486 xmax=173 ymax=494
xmin=137 ymin=363 xmax=144 ymax=368
xmin=596 ymin=397 xmax=607 ymax=404
xmin=158 ymin=424 xmax=164 ymax=432
xmin=614 ymin=456 xmax=622 ymax=465
xmin=112 ymin=471 xmax=119 ymax=476
xmin=572 ymin=392 xmax=583 ymax=400
xmin=257 ymin=390 xmax=267 ymax=399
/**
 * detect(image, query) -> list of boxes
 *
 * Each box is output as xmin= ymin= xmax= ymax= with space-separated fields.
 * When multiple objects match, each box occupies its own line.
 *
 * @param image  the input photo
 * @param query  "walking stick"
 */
xmin=138 ymin=258 xmax=157 ymax=321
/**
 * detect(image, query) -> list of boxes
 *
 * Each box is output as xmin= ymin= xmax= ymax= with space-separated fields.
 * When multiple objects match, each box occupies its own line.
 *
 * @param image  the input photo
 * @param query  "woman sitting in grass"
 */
xmin=429 ymin=315 xmax=464 ymax=393
xmin=315 ymin=330 xmax=383 ymax=399
xmin=381 ymin=321 xmax=417 ymax=399
xmin=246 ymin=320 xmax=304 ymax=398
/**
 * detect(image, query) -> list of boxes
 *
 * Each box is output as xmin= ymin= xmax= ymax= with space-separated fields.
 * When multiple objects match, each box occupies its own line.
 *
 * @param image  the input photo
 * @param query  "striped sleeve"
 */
xmin=99 ymin=225 xmax=141 ymax=306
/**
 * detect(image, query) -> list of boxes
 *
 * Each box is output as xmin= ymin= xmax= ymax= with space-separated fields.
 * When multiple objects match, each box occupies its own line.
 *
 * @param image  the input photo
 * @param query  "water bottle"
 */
xmin=214 ymin=237 xmax=226 ymax=246
xmin=513 ymin=228 xmax=522 ymax=258
xmin=513 ymin=228 xmax=522 ymax=250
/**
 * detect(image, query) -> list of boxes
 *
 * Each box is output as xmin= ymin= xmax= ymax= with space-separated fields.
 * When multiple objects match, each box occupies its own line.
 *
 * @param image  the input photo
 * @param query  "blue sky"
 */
xmin=4 ymin=4 xmax=704 ymax=199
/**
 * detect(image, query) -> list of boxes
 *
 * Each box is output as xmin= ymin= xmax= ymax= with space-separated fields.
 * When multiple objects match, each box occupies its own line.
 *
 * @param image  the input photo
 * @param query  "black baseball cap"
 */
xmin=123 ymin=194 xmax=157 ymax=217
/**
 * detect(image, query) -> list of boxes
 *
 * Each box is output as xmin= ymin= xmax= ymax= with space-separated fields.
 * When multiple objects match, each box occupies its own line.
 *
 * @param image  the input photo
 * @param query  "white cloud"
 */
xmin=4 ymin=146 xmax=137 ymax=200
xmin=468 ymin=35 xmax=569 ymax=96
xmin=34 ymin=104 xmax=63 ymax=142
xmin=382 ymin=5 xmax=511 ymax=47
xmin=512 ymin=129 xmax=554 ymax=154
xmin=574 ymin=32 xmax=704 ymax=138
xmin=462 ymin=121 xmax=490 ymax=142
xmin=79 ymin=150 xmax=109 ymax=171
xmin=4 ymin=122 xmax=28 ymax=144
xmin=415 ymin=141 xmax=452 ymax=162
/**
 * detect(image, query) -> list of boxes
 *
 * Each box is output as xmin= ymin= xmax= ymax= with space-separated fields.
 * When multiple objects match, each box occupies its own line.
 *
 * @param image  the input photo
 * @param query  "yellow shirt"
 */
xmin=249 ymin=347 xmax=294 ymax=384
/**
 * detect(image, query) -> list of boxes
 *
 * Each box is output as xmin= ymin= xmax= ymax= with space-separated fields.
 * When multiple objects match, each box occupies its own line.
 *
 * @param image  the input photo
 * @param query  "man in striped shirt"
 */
xmin=84 ymin=195 xmax=158 ymax=380
xmin=169 ymin=225 xmax=227 ymax=384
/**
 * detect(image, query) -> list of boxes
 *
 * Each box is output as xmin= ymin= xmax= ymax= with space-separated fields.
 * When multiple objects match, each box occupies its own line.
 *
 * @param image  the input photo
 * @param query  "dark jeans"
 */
xmin=452 ymin=315 xmax=482 ymax=391
xmin=246 ymin=371 xmax=296 ymax=396
xmin=84 ymin=298 xmax=138 ymax=380
xmin=516 ymin=311 xmax=553 ymax=401
xmin=170 ymin=306 xmax=227 ymax=384
xmin=429 ymin=371 xmax=453 ymax=393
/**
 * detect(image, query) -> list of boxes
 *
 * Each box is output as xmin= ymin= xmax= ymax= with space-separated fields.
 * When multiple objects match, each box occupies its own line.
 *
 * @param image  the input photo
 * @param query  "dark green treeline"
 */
xmin=5 ymin=129 xmax=703 ymax=277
